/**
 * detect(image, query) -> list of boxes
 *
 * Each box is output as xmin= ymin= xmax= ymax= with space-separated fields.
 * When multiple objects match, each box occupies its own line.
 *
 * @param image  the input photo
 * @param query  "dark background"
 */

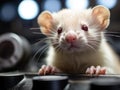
xmin=0 ymin=0 xmax=120 ymax=72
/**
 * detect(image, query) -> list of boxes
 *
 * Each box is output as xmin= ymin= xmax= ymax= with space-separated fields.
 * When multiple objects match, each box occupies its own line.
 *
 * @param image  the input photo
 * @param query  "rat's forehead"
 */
xmin=52 ymin=9 xmax=92 ymax=28
xmin=53 ymin=9 xmax=80 ymax=19
xmin=53 ymin=8 xmax=92 ymax=18
xmin=53 ymin=10 xmax=80 ymax=26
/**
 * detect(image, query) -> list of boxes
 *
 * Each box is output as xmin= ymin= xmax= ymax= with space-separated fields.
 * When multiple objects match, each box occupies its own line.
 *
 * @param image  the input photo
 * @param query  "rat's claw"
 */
xmin=86 ymin=66 xmax=96 ymax=74
xmin=86 ymin=66 xmax=106 ymax=75
xmin=38 ymin=65 xmax=61 ymax=75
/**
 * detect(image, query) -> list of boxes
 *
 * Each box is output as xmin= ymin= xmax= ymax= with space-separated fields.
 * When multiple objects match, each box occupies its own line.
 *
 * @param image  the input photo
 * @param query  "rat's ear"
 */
xmin=37 ymin=11 xmax=53 ymax=35
xmin=92 ymin=5 xmax=110 ymax=30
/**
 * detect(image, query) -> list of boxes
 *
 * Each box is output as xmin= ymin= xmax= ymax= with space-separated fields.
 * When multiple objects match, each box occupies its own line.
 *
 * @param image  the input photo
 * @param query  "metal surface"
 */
xmin=1 ymin=73 xmax=120 ymax=90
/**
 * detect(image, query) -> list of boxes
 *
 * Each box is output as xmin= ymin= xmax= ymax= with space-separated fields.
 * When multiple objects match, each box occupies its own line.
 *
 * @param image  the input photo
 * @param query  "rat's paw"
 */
xmin=86 ymin=66 xmax=106 ymax=75
xmin=38 ymin=65 xmax=61 ymax=75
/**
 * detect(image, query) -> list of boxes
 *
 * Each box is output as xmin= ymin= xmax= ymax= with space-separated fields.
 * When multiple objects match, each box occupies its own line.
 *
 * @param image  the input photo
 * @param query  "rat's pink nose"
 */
xmin=65 ymin=34 xmax=77 ymax=43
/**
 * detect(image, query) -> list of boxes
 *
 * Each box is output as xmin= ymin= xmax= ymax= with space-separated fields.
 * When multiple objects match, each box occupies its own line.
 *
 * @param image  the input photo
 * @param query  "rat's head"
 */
xmin=37 ymin=5 xmax=110 ymax=53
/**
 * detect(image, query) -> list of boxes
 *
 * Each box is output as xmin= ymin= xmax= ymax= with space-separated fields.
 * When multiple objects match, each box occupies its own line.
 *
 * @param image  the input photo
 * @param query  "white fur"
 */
xmin=43 ymin=7 xmax=120 ymax=74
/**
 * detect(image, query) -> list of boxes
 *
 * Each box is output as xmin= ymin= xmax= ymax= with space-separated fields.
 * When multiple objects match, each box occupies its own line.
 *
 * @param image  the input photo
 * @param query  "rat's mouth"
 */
xmin=59 ymin=43 xmax=81 ymax=53
xmin=68 ymin=44 xmax=79 ymax=49
xmin=67 ymin=44 xmax=80 ymax=52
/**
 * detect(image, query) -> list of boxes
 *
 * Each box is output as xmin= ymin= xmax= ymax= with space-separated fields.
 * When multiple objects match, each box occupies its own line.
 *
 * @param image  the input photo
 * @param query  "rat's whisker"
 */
xmin=87 ymin=33 xmax=101 ymax=37
xmin=50 ymin=30 xmax=56 ymax=35
xmin=54 ymin=45 xmax=61 ymax=53
xmin=89 ymin=40 xmax=100 ymax=47
xmin=104 ymin=31 xmax=120 ymax=37
xmin=87 ymin=39 xmax=100 ymax=50
xmin=31 ymin=44 xmax=48 ymax=64
xmin=46 ymin=32 xmax=56 ymax=37
xmin=52 ymin=40 xmax=59 ymax=44
xmin=88 ymin=38 xmax=101 ymax=43
xmin=38 ymin=38 xmax=49 ymax=43
xmin=35 ymin=44 xmax=49 ymax=64
xmin=48 ymin=36 xmax=56 ymax=40
xmin=32 ymin=32 xmax=45 ymax=35
xmin=105 ymin=34 xmax=120 ymax=38
xmin=86 ymin=43 xmax=97 ymax=52
xmin=30 ymin=27 xmax=40 ymax=30
xmin=88 ymin=39 xmax=100 ymax=42
xmin=37 ymin=46 xmax=49 ymax=64
xmin=104 ymin=31 xmax=120 ymax=34
xmin=32 ymin=38 xmax=49 ymax=46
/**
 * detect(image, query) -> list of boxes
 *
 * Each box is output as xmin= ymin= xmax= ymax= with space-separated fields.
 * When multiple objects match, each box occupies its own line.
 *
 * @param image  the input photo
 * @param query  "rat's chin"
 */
xmin=61 ymin=44 xmax=92 ymax=53
xmin=62 ymin=46 xmax=81 ymax=53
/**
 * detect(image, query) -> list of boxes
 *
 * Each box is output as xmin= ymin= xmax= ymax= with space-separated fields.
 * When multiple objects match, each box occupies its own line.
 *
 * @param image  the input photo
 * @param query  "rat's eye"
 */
xmin=57 ymin=27 xmax=62 ymax=34
xmin=81 ymin=24 xmax=88 ymax=31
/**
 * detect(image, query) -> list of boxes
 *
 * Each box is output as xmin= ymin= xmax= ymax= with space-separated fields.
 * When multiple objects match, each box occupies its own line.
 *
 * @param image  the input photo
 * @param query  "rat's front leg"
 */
xmin=38 ymin=65 xmax=61 ymax=75
xmin=86 ymin=66 xmax=106 ymax=75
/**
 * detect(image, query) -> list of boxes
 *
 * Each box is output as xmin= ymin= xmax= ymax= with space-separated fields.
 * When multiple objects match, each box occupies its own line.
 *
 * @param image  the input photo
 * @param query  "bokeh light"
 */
xmin=18 ymin=0 xmax=39 ymax=20
xmin=66 ymin=0 xmax=89 ymax=10
xmin=96 ymin=0 xmax=117 ymax=9
xmin=43 ymin=0 xmax=61 ymax=12
xmin=0 ymin=3 xmax=16 ymax=22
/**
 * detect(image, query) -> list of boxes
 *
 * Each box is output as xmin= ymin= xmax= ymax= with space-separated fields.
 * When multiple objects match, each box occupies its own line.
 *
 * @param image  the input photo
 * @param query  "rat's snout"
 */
xmin=65 ymin=33 xmax=77 ymax=43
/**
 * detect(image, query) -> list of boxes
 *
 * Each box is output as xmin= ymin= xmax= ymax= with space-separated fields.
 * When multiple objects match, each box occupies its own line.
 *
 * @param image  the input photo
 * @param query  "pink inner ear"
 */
xmin=92 ymin=7 xmax=110 ymax=30
xmin=38 ymin=13 xmax=53 ymax=35
xmin=39 ymin=19 xmax=52 ymax=35
xmin=92 ymin=9 xmax=100 ymax=16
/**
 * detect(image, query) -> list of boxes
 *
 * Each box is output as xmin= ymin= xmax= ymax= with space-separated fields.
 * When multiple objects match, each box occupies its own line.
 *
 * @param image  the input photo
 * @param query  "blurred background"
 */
xmin=0 ymin=0 xmax=120 ymax=73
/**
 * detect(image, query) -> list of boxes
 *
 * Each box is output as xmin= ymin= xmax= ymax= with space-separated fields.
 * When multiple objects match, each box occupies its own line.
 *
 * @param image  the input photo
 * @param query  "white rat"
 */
xmin=37 ymin=5 xmax=120 ymax=75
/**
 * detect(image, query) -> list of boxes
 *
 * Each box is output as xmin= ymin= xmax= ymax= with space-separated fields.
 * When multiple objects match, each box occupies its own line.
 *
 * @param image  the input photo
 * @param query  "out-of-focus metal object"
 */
xmin=90 ymin=78 xmax=120 ymax=90
xmin=32 ymin=75 xmax=68 ymax=90
xmin=0 ymin=73 xmax=24 ymax=90
xmin=0 ymin=33 xmax=31 ymax=72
